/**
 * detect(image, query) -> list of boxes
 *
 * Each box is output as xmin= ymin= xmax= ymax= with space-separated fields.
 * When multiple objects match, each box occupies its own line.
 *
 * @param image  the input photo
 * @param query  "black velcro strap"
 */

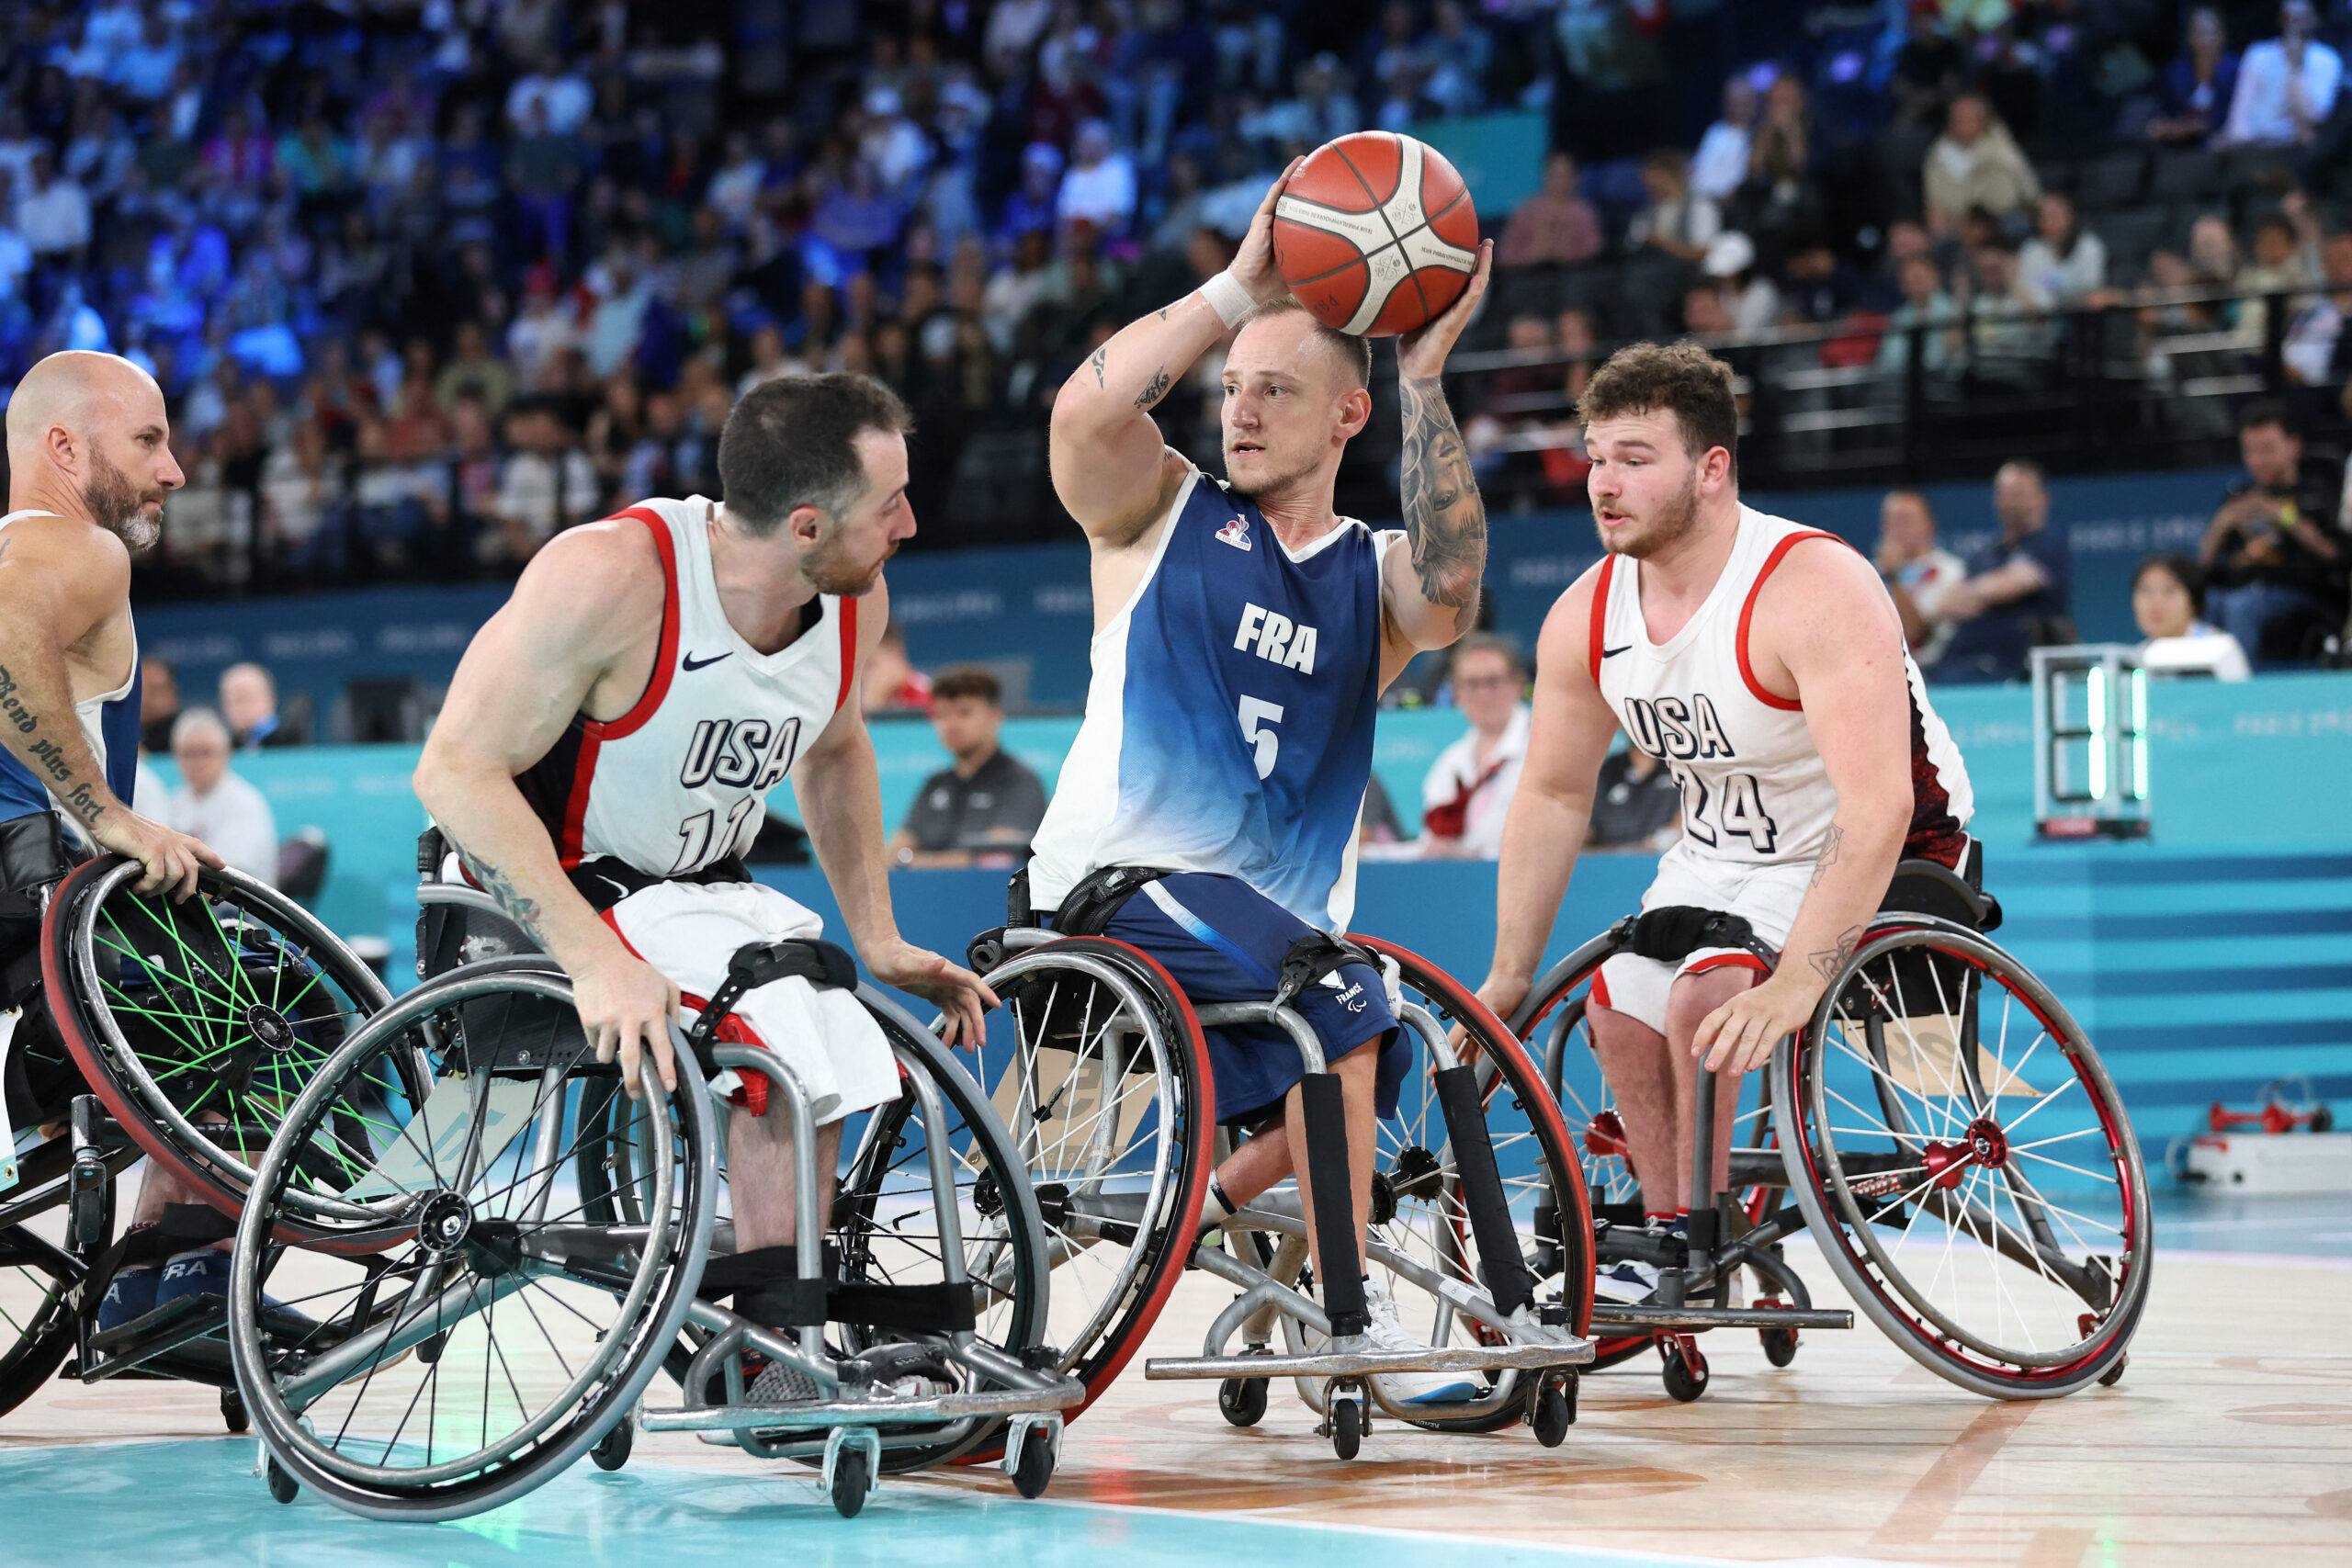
xmin=567 ymin=853 xmax=754 ymax=914
xmin=161 ymin=1202 xmax=239 ymax=1245
xmin=740 ymin=1278 xmax=830 ymax=1329
xmin=1272 ymin=933 xmax=1382 ymax=1010
xmin=88 ymin=1203 xmax=239 ymax=1286
xmin=726 ymin=939 xmax=857 ymax=993
xmin=1051 ymin=864 xmax=1177 ymax=937
xmin=696 ymin=1241 xmax=839 ymax=1302
xmin=827 ymin=1280 xmax=978 ymax=1334
xmin=1626 ymin=907 xmax=1756 ymax=964
xmin=1006 ymin=866 xmax=1034 ymax=928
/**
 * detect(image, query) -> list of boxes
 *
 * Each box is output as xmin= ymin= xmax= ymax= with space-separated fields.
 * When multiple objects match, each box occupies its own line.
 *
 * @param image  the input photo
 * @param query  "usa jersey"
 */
xmin=1029 ymin=457 xmax=1400 ymax=931
xmin=1589 ymin=505 xmax=1972 ymax=868
xmin=0 ymin=511 xmax=141 ymax=823
xmin=516 ymin=497 xmax=856 ymax=875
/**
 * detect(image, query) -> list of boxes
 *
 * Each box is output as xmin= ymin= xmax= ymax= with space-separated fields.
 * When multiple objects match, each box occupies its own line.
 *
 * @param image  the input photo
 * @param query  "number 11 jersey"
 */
xmin=516 ymin=497 xmax=857 ymax=877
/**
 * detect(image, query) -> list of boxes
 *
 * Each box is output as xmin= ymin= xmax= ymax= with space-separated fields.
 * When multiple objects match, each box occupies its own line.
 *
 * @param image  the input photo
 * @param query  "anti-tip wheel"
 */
xmin=2098 ymin=1354 xmax=2128 ymax=1388
xmin=830 ymin=1446 xmax=873 ymax=1518
xmin=220 ymin=1387 xmax=249 ymax=1434
xmin=1662 ymin=1345 xmax=1710 ymax=1403
xmin=1330 ymin=1396 xmax=1363 ymax=1461
xmin=590 ymin=1416 xmax=634 ymax=1472
xmin=266 ymin=1456 xmax=299 ymax=1505
xmin=1012 ymin=1428 xmax=1056 ymax=1499
xmin=1218 ymin=1375 xmax=1270 ymax=1427
xmin=1531 ymin=1379 xmax=1575 ymax=1448
xmin=1760 ymin=1325 xmax=1800 ymax=1368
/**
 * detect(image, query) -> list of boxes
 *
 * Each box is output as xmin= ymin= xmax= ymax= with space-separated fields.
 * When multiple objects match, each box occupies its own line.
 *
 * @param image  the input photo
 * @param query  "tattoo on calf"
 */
xmin=1396 ymin=374 xmax=1487 ymax=631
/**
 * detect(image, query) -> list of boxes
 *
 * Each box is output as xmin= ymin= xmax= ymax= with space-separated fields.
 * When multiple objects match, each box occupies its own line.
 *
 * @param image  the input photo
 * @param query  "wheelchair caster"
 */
xmin=1530 ymin=1374 xmax=1576 ymax=1449
xmin=2098 ymin=1354 xmax=2128 ymax=1388
xmin=1218 ymin=1375 xmax=1269 ymax=1428
xmin=1760 ymin=1326 xmax=1799 ymax=1368
xmin=220 ymin=1388 xmax=248 ymax=1434
xmin=68 ymin=1183 xmax=107 ymax=1250
xmin=1330 ymin=1397 xmax=1363 ymax=1461
xmin=1660 ymin=1339 xmax=1709 ymax=1403
xmin=590 ymin=1415 xmax=633 ymax=1472
xmin=829 ymin=1444 xmax=873 ymax=1518
xmin=1011 ymin=1425 xmax=1056 ymax=1499
xmin=265 ymin=1456 xmax=299 ymax=1505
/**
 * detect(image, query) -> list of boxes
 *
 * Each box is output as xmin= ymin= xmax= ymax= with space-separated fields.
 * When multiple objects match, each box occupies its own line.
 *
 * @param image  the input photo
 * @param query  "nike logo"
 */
xmin=1600 ymin=644 xmax=1631 ymax=659
xmin=682 ymin=651 xmax=732 ymax=671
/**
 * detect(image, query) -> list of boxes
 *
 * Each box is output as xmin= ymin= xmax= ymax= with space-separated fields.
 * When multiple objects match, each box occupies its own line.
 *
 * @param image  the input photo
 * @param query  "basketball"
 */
xmin=1272 ymin=131 xmax=1480 ymax=338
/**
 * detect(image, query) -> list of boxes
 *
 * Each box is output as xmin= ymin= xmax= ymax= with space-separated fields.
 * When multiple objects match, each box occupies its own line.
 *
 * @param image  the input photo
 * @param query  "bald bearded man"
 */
xmin=0 ymin=351 xmax=227 ymax=1329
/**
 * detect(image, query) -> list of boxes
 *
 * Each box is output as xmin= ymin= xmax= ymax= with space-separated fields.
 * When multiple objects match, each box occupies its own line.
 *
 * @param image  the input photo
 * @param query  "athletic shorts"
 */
xmin=1091 ymin=873 xmax=1408 ymax=1126
xmin=603 ymin=879 xmax=895 ymax=1124
xmin=1591 ymin=843 xmax=1811 ymax=1035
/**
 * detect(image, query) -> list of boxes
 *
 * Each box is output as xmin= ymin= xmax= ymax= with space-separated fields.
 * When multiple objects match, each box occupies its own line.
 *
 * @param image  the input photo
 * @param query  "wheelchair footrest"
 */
xmin=639 ymin=1373 xmax=1085 ymax=1434
xmin=1145 ymin=1338 xmax=1593 ymax=1381
xmin=1588 ymin=1303 xmax=1853 ymax=1332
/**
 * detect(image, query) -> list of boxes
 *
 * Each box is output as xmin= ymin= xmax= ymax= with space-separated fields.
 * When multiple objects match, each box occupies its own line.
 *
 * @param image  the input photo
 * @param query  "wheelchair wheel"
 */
xmin=968 ymin=938 xmax=1213 ymax=1417
xmin=1775 ymin=921 xmax=2152 ymax=1399
xmin=0 ymin=1134 xmax=126 ymax=1417
xmin=228 ymin=959 xmax=716 ymax=1521
xmin=44 ymin=857 xmax=404 ymax=1235
xmin=1346 ymin=939 xmax=1592 ymax=1435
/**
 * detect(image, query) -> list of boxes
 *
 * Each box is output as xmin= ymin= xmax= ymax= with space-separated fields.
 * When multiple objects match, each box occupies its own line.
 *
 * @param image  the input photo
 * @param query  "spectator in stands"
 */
xmin=865 ymin=619 xmax=934 ymax=713
xmin=14 ymin=151 xmax=91 ymax=261
xmin=2148 ymin=7 xmax=2239 ymax=145
xmin=2133 ymin=554 xmax=2252 ymax=681
xmin=1874 ymin=488 xmax=1967 ymax=666
xmin=1586 ymin=743 xmax=1680 ymax=853
xmin=2019 ymin=193 xmax=2109 ymax=305
xmin=1780 ymin=232 xmax=1881 ymax=326
xmin=485 ymin=401 xmax=597 ymax=566
xmin=2220 ymin=1 xmax=2341 ymax=148
xmin=1964 ymin=233 xmax=2055 ymax=379
xmin=1703 ymin=231 xmax=1781 ymax=336
xmin=1464 ymin=313 xmax=1559 ymax=479
xmin=1418 ymin=635 xmax=1528 ymax=860
xmin=435 ymin=321 xmax=515 ymax=422
xmin=220 ymin=663 xmax=298 ymax=750
xmin=139 ymin=659 xmax=179 ymax=756
xmin=164 ymin=709 xmax=277 ymax=885
xmin=1497 ymin=152 xmax=1603 ymax=271
xmin=2286 ymin=230 xmax=2352 ymax=388
xmin=1057 ymin=121 xmax=1137 ymax=239
xmin=2199 ymin=400 xmax=2344 ymax=663
xmin=1878 ymin=253 xmax=1962 ymax=379
xmin=1691 ymin=73 xmax=1760 ymax=203
xmin=1891 ymin=4 xmax=1966 ymax=133
xmin=888 ymin=668 xmax=1048 ymax=870
xmin=2235 ymin=210 xmax=2319 ymax=346
xmin=1626 ymin=149 xmax=1720 ymax=265
xmin=1732 ymin=73 xmax=1821 ymax=254
xmin=1930 ymin=460 xmax=2075 ymax=682
xmin=1924 ymin=95 xmax=2039 ymax=236
xmin=258 ymin=420 xmax=345 ymax=579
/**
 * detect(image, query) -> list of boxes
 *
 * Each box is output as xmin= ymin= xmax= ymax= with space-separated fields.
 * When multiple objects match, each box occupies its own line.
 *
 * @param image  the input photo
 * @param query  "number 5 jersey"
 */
xmin=515 ymin=497 xmax=858 ymax=877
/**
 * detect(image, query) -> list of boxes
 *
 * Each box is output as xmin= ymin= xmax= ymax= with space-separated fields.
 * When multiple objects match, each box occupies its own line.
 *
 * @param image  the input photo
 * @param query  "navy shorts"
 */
xmin=1091 ymin=873 xmax=1407 ymax=1126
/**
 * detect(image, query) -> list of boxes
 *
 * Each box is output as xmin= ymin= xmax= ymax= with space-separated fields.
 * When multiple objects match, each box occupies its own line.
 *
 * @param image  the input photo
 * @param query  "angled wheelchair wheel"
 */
xmin=228 ymin=958 xmax=716 ymax=1521
xmin=45 ymin=857 xmax=404 ymax=1235
xmin=0 ymin=1133 xmax=127 ymax=1417
xmin=1775 ymin=921 xmax=2153 ymax=1399
xmin=1347 ymin=938 xmax=1592 ymax=1435
xmin=968 ymin=937 xmax=1213 ymax=1417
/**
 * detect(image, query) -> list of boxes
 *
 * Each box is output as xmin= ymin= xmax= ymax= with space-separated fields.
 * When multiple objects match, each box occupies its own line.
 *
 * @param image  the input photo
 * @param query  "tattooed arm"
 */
xmin=1691 ymin=540 xmax=1917 ymax=1075
xmin=1048 ymin=162 xmax=1303 ymax=547
xmin=414 ymin=523 xmax=684 ymax=1094
xmin=1381 ymin=243 xmax=1496 ymax=675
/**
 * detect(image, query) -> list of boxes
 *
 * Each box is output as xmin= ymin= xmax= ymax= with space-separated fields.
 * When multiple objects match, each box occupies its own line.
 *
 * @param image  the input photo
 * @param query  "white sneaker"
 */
xmin=1360 ymin=1277 xmax=1480 ymax=1406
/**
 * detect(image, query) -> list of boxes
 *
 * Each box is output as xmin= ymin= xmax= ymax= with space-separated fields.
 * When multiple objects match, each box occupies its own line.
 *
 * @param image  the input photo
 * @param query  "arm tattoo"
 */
xmin=1134 ymin=367 xmax=1172 ymax=410
xmin=1806 ymin=923 xmax=1869 ymax=986
xmin=1396 ymin=373 xmax=1487 ymax=631
xmin=0 ymin=659 xmax=106 ymax=828
xmin=457 ymin=845 xmax=552 ymax=947
xmin=1089 ymin=346 xmax=1107 ymax=388
xmin=1807 ymin=823 xmax=1845 ymax=890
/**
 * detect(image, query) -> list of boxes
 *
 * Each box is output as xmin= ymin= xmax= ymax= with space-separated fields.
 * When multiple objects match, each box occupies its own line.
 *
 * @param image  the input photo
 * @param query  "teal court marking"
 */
xmin=0 ymin=1438 xmax=1913 ymax=1568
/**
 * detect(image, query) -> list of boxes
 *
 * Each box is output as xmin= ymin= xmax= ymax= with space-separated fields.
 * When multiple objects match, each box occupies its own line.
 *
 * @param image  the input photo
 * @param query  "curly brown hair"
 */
xmin=1577 ymin=340 xmax=1738 ymax=479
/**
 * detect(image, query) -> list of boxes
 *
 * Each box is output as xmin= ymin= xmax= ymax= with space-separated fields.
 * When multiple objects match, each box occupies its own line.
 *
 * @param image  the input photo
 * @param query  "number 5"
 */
xmin=1238 ymin=696 xmax=1283 ymax=780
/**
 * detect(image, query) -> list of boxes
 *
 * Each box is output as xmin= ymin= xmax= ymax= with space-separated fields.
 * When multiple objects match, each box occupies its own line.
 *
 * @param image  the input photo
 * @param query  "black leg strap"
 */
xmin=699 ymin=1242 xmax=978 ymax=1334
xmin=1271 ymin=933 xmax=1385 ymax=1011
xmin=1625 ymin=907 xmax=1757 ymax=964
xmin=1432 ymin=1065 xmax=1535 ymax=1316
xmin=686 ymin=939 xmax=861 ymax=1072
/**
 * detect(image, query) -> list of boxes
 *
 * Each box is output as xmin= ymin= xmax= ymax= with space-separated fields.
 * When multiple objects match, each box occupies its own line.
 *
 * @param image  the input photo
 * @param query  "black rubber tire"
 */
xmin=266 ymin=1457 xmax=299 ymax=1505
xmin=590 ymin=1416 xmax=633 ymax=1472
xmin=2098 ymin=1354 xmax=2128 ymax=1388
xmin=1532 ymin=1380 xmax=1573 ymax=1448
xmin=220 ymin=1387 xmax=249 ymax=1433
xmin=1761 ymin=1326 xmax=1800 ymax=1368
xmin=0 ymin=1141 xmax=122 ymax=1419
xmin=830 ymin=1446 xmax=873 ymax=1518
xmin=1011 ymin=1428 xmax=1055 ymax=1498
xmin=1330 ymin=1396 xmax=1363 ymax=1461
xmin=1218 ymin=1375 xmax=1269 ymax=1427
xmin=1662 ymin=1346 xmax=1709 ymax=1403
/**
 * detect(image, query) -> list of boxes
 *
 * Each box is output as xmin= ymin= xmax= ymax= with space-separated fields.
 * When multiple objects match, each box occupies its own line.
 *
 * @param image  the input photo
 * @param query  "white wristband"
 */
xmin=1197 ymin=270 xmax=1254 ymax=329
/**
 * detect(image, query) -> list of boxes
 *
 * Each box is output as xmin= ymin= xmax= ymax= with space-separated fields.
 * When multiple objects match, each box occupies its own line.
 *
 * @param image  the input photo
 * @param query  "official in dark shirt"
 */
xmin=2198 ymin=401 xmax=2346 ymax=666
xmin=888 ymin=667 xmax=1048 ymax=870
xmin=1929 ymin=459 xmax=2074 ymax=682
xmin=1587 ymin=745 xmax=1680 ymax=852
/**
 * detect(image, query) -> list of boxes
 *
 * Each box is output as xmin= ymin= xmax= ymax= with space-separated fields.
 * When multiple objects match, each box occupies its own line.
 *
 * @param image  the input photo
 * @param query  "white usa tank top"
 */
xmin=515 ymin=496 xmax=857 ymax=875
xmin=1589 ymin=505 xmax=1973 ymax=868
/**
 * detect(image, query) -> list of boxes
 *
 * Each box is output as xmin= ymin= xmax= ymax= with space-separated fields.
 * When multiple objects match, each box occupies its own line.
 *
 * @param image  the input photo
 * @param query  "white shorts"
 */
xmin=605 ymin=879 xmax=894 ymax=1124
xmin=1591 ymin=843 xmax=1813 ymax=1035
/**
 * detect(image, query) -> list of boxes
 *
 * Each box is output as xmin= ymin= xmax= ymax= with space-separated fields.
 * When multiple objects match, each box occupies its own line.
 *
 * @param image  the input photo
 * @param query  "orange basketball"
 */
xmin=1272 ymin=131 xmax=1480 ymax=338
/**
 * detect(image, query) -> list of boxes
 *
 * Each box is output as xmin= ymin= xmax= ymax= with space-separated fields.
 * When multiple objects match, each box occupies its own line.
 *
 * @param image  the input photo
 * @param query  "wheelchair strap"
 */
xmin=567 ymin=853 xmax=753 ymax=914
xmin=84 ymin=1202 xmax=238 ymax=1291
xmin=1624 ymin=906 xmax=1758 ymax=964
xmin=702 ymin=1242 xmax=978 ymax=1334
xmin=1048 ymin=863 xmax=1180 ymax=937
xmin=1272 ymin=932 xmax=1384 ymax=1011
xmin=685 ymin=939 xmax=860 ymax=1076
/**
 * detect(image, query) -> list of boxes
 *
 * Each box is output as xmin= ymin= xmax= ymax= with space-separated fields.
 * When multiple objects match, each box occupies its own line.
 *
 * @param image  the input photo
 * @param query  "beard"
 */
xmin=84 ymin=449 xmax=163 ymax=554
xmin=1224 ymin=441 xmax=1320 ymax=503
xmin=804 ymin=530 xmax=896 ymax=596
xmin=1599 ymin=468 xmax=1701 ymax=560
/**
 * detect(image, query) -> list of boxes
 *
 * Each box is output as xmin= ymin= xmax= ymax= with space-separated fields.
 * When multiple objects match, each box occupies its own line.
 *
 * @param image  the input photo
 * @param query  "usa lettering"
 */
xmin=679 ymin=716 xmax=802 ymax=791
xmin=1622 ymin=694 xmax=1736 ymax=761
xmin=1233 ymin=602 xmax=1318 ymax=674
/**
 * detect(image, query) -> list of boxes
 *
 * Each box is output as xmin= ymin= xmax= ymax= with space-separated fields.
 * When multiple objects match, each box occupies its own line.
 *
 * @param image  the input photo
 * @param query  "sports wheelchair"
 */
xmin=0 ymin=846 xmax=392 ymax=1433
xmin=221 ymin=844 xmax=1080 ymax=1522
xmin=1508 ymin=856 xmax=2153 ymax=1402
xmin=961 ymin=873 xmax=1597 ymax=1460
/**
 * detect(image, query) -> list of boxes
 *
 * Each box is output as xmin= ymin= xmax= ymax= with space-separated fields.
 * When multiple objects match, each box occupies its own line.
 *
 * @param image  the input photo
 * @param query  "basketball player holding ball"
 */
xmin=1027 ymin=134 xmax=1494 ymax=1398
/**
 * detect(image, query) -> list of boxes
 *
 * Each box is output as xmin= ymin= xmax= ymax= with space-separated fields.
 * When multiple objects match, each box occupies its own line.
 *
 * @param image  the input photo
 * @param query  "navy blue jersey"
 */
xmin=1030 ymin=459 xmax=1399 ymax=930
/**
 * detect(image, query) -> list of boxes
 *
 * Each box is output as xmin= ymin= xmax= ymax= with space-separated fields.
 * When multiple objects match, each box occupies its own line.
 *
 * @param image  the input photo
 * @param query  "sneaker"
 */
xmin=154 ymin=1247 xmax=232 ymax=1306
xmin=746 ymin=1355 xmax=820 ymax=1404
xmin=1592 ymin=1260 xmax=1659 ymax=1304
xmin=96 ymin=1265 xmax=161 ymax=1332
xmin=1361 ymin=1278 xmax=1479 ymax=1406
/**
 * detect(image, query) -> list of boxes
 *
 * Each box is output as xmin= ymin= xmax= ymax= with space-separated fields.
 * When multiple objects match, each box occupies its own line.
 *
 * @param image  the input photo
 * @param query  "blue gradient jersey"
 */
xmin=0 ymin=511 xmax=141 ymax=823
xmin=1029 ymin=457 xmax=1401 ymax=931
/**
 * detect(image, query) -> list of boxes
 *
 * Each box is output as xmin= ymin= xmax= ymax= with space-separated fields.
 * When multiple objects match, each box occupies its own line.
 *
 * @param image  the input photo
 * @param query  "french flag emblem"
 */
xmin=1216 ymin=516 xmax=1251 ymax=550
